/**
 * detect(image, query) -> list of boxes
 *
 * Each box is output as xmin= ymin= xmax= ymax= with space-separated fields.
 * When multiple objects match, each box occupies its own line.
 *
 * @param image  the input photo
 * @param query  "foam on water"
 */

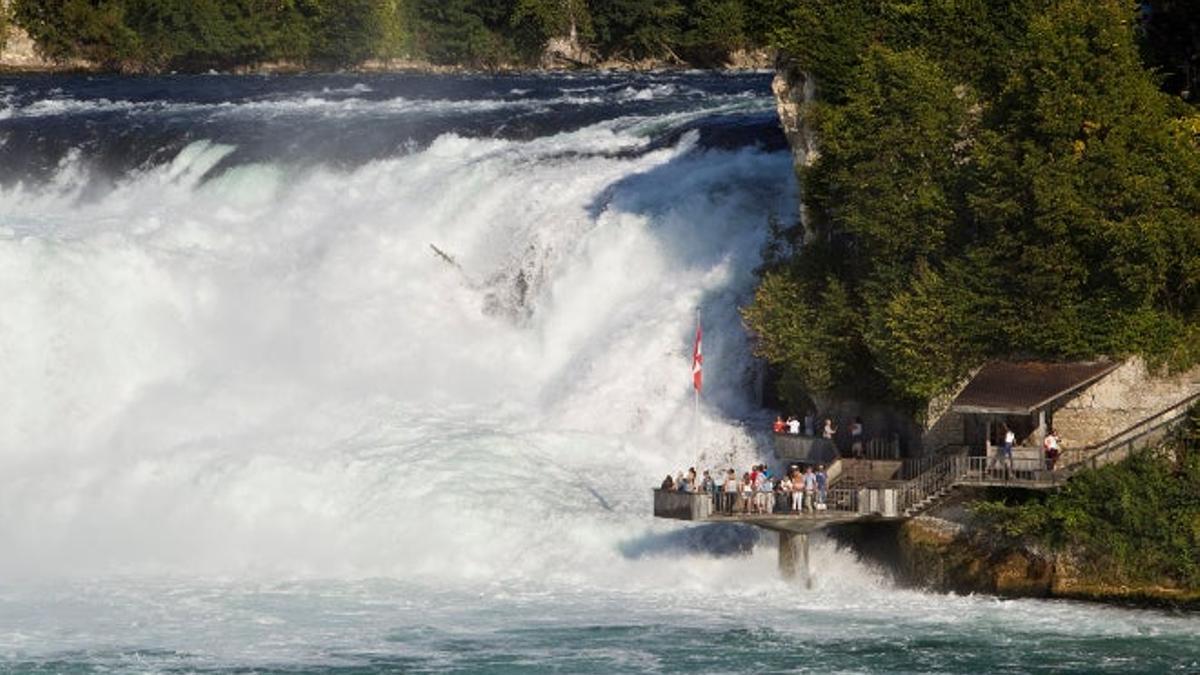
xmin=0 ymin=103 xmax=792 ymax=582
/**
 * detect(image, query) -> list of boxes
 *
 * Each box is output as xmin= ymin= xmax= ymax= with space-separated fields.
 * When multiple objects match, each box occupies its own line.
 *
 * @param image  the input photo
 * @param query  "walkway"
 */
xmin=652 ymin=391 xmax=1199 ymax=583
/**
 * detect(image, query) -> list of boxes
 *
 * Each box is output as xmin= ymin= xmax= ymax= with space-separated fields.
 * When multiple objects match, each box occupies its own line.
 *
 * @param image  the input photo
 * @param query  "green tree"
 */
xmin=411 ymin=0 xmax=514 ymax=66
xmin=678 ymin=0 xmax=747 ymax=66
xmin=510 ymin=0 xmax=590 ymax=61
xmin=589 ymin=0 xmax=683 ymax=61
xmin=752 ymin=0 xmax=1200 ymax=410
xmin=13 ymin=0 xmax=141 ymax=66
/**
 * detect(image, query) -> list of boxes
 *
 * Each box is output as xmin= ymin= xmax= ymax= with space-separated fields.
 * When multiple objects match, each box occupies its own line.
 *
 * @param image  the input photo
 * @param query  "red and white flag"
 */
xmin=692 ymin=322 xmax=703 ymax=392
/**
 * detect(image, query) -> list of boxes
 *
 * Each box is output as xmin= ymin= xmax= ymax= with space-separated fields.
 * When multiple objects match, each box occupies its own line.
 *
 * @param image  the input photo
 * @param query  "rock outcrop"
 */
xmin=844 ymin=515 xmax=1200 ymax=608
xmin=1 ymin=18 xmax=50 ymax=70
xmin=770 ymin=55 xmax=818 ymax=235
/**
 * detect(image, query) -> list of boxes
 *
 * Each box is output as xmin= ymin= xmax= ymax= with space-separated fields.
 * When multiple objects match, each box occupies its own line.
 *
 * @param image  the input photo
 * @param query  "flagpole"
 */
xmin=694 ymin=306 xmax=701 ymax=464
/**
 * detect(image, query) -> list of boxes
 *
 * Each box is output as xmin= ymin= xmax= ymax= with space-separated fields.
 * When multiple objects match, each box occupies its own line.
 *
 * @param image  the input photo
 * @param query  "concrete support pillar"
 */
xmin=778 ymin=531 xmax=811 ymax=589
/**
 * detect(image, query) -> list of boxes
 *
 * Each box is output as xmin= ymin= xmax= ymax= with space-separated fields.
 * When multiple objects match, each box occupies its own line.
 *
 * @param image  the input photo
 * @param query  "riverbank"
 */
xmin=830 ymin=485 xmax=1200 ymax=610
xmin=0 ymin=19 xmax=774 ymax=76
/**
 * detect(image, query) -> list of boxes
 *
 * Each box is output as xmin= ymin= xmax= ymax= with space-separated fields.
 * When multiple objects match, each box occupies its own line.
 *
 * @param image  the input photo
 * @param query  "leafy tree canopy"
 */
xmin=745 ymin=0 xmax=1200 ymax=408
xmin=9 ymin=0 xmax=792 ymax=70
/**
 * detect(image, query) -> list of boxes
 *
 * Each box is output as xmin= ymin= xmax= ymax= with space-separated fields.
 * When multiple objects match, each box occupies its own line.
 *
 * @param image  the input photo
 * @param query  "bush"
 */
xmin=972 ymin=407 xmax=1200 ymax=587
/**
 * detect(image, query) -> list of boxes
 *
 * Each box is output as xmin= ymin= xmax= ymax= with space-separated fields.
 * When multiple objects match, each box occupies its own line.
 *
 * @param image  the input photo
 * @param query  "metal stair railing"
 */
xmin=895 ymin=453 xmax=968 ymax=515
xmin=1057 ymin=391 xmax=1200 ymax=477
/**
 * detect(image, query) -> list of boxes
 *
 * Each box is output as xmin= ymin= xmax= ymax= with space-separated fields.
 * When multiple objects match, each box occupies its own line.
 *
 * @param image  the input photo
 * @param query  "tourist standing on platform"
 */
xmin=724 ymin=469 xmax=738 ymax=514
xmin=757 ymin=473 xmax=773 ymax=514
xmin=789 ymin=468 xmax=803 ymax=512
xmin=822 ymin=418 xmax=836 ymax=440
xmin=802 ymin=466 xmax=817 ymax=513
xmin=779 ymin=473 xmax=793 ymax=512
xmin=773 ymin=415 xmax=785 ymax=433
xmin=701 ymin=469 xmax=715 ymax=496
xmin=787 ymin=416 xmax=800 ymax=434
xmin=815 ymin=464 xmax=828 ymax=507
xmin=740 ymin=472 xmax=753 ymax=514
xmin=803 ymin=411 xmax=815 ymax=436
xmin=1043 ymin=429 xmax=1061 ymax=470
xmin=851 ymin=417 xmax=865 ymax=458
xmin=1001 ymin=424 xmax=1015 ymax=476
xmin=661 ymin=475 xmax=675 ymax=491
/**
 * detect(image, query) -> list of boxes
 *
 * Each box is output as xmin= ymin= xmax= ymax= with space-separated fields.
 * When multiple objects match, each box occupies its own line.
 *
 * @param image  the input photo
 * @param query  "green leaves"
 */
xmin=754 ymin=0 xmax=1200 ymax=408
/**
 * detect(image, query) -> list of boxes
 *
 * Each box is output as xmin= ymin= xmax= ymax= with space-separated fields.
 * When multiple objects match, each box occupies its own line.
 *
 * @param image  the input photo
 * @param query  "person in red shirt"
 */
xmin=773 ymin=415 xmax=785 ymax=433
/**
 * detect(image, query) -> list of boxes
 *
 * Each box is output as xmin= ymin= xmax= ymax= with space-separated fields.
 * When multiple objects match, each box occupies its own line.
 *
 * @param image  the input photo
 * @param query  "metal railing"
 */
xmin=953 ymin=456 xmax=1063 ymax=487
xmin=654 ymin=485 xmax=862 ymax=519
xmin=895 ymin=454 xmax=961 ymax=515
xmin=772 ymin=433 xmax=900 ymax=461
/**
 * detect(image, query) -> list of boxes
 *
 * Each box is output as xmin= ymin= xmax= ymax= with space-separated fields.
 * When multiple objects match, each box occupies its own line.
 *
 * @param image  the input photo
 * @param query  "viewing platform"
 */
xmin=653 ymin=387 xmax=1198 ymax=583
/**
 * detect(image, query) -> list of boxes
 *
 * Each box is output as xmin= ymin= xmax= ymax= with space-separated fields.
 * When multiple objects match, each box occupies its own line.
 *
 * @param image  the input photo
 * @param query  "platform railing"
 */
xmin=654 ymin=485 xmax=862 ymax=520
xmin=954 ymin=456 xmax=1062 ymax=486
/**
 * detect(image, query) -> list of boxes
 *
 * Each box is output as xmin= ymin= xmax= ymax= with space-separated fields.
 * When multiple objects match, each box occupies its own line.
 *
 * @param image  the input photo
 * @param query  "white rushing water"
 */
xmin=1 ymin=75 xmax=1196 ymax=672
xmin=0 ymin=112 xmax=791 ymax=582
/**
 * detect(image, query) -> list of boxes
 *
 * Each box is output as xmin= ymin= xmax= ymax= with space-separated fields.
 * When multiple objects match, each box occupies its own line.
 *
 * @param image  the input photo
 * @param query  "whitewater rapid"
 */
xmin=0 ymin=76 xmax=792 ymax=582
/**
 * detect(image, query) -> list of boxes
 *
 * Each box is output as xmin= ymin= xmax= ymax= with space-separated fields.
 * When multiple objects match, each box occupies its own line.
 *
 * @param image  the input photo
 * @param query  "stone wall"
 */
xmin=1053 ymin=357 xmax=1200 ymax=448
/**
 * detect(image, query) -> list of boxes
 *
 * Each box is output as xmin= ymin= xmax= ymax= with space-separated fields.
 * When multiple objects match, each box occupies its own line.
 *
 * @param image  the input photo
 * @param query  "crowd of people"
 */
xmin=659 ymin=463 xmax=831 ymax=515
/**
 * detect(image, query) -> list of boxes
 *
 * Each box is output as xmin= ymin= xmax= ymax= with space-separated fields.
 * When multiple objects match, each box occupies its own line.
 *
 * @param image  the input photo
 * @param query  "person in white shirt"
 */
xmin=1043 ymin=428 xmax=1061 ymax=470
xmin=787 ymin=416 xmax=801 ymax=435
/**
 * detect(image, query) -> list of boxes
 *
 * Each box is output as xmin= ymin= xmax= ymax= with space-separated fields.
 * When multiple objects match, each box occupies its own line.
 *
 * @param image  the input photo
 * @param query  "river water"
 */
xmin=0 ymin=72 xmax=1196 ymax=673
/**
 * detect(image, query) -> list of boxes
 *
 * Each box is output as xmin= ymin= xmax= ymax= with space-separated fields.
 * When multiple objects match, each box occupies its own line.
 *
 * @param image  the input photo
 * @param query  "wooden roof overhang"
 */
xmin=950 ymin=360 xmax=1122 ymax=416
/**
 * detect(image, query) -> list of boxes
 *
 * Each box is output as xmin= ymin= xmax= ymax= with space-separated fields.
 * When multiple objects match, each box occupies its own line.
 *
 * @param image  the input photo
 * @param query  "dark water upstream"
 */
xmin=0 ymin=72 xmax=1196 ymax=673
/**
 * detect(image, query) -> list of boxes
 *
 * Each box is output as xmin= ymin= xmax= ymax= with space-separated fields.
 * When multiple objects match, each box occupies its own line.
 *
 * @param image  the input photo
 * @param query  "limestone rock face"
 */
xmin=770 ymin=56 xmax=819 ymax=235
xmin=1 ymin=21 xmax=50 ymax=70
xmin=541 ymin=24 xmax=592 ymax=69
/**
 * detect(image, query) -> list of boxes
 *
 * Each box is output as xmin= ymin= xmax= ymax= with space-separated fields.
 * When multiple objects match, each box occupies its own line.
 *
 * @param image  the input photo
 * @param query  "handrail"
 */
xmin=1059 ymin=391 xmax=1200 ymax=472
xmin=655 ymin=486 xmax=862 ymax=517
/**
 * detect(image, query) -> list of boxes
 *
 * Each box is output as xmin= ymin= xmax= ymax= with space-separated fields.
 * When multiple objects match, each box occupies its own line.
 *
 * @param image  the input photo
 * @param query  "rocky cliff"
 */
xmin=833 ymin=508 xmax=1200 ymax=609
xmin=770 ymin=55 xmax=818 ymax=236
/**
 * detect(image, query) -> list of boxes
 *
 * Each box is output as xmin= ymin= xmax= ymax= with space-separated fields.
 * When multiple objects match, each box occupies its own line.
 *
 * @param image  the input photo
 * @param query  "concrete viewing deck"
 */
xmin=653 ymin=389 xmax=1197 ymax=583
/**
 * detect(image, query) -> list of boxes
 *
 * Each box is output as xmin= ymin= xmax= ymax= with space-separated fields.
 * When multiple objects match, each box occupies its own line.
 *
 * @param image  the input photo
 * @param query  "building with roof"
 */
xmin=923 ymin=357 xmax=1200 ymax=458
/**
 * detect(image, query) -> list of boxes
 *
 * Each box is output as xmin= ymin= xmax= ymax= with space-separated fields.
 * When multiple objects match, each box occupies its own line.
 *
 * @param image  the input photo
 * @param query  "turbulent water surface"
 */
xmin=1 ymin=72 xmax=1197 ymax=673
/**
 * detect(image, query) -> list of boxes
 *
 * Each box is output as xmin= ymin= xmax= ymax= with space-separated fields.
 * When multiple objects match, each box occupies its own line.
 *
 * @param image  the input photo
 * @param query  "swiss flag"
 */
xmin=692 ymin=323 xmax=703 ymax=392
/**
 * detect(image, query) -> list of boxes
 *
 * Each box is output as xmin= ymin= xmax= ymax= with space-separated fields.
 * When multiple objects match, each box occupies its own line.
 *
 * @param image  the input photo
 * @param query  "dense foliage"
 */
xmin=9 ymin=0 xmax=786 ymax=70
xmin=743 ymin=0 xmax=1200 ymax=409
xmin=972 ymin=406 xmax=1200 ymax=588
